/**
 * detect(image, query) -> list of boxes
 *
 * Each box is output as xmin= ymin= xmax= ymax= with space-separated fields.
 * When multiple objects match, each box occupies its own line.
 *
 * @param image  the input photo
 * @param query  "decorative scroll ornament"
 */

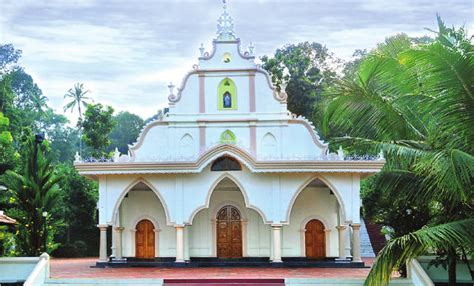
xmin=275 ymin=82 xmax=288 ymax=102
xmin=216 ymin=2 xmax=236 ymax=41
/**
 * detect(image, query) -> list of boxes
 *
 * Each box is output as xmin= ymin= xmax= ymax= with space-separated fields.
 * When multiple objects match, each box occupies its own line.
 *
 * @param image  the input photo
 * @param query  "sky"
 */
xmin=1 ymin=0 xmax=473 ymax=123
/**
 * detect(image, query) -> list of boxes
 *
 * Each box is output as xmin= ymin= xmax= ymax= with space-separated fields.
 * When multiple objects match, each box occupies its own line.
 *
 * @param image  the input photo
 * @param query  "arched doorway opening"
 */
xmin=283 ymin=178 xmax=340 ymax=258
xmin=135 ymin=219 xmax=155 ymax=258
xmin=216 ymin=205 xmax=242 ymax=258
xmin=305 ymin=219 xmax=325 ymax=259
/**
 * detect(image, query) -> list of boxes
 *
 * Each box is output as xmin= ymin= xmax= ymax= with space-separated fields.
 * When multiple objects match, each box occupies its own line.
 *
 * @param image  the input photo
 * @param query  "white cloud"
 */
xmin=1 ymin=0 xmax=472 ymax=123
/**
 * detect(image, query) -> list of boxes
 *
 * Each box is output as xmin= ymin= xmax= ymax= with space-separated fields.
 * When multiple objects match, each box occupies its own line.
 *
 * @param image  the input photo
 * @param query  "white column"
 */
xmin=98 ymin=225 xmax=108 ymax=262
xmin=351 ymin=223 xmax=362 ymax=262
xmin=175 ymin=225 xmax=185 ymax=263
xmin=271 ymin=225 xmax=282 ymax=263
xmin=345 ymin=226 xmax=352 ymax=258
xmin=324 ymin=229 xmax=331 ymax=257
xmin=336 ymin=225 xmax=346 ymax=260
xmin=114 ymin=227 xmax=124 ymax=260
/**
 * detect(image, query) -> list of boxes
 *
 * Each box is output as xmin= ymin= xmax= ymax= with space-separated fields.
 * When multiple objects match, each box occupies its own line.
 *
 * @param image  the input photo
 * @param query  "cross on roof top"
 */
xmin=216 ymin=0 xmax=236 ymax=41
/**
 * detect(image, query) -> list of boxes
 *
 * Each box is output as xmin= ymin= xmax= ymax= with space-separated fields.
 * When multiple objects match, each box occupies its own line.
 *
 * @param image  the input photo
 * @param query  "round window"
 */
xmin=223 ymin=53 xmax=231 ymax=63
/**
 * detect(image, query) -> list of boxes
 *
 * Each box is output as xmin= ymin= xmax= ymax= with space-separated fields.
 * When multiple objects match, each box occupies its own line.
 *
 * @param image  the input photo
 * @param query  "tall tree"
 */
xmin=63 ymin=83 xmax=91 ymax=120
xmin=108 ymin=111 xmax=144 ymax=154
xmin=2 ymin=137 xmax=62 ymax=255
xmin=261 ymin=42 xmax=342 ymax=123
xmin=322 ymin=17 xmax=474 ymax=286
xmin=80 ymin=103 xmax=116 ymax=158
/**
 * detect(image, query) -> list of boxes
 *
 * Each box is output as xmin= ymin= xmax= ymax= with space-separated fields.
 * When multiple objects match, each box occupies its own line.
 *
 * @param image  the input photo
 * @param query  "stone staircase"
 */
xmin=285 ymin=278 xmax=414 ymax=285
xmin=364 ymin=219 xmax=387 ymax=255
xmin=164 ymin=279 xmax=285 ymax=286
xmin=360 ymin=218 xmax=376 ymax=257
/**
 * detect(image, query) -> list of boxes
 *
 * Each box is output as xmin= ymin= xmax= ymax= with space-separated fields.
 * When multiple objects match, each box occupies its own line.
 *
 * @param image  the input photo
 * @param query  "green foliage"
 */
xmin=0 ymin=44 xmax=21 ymax=72
xmin=2 ymin=138 xmax=62 ymax=256
xmin=81 ymin=103 xmax=116 ymax=158
xmin=53 ymin=164 xmax=98 ymax=256
xmin=365 ymin=220 xmax=474 ymax=286
xmin=108 ymin=111 xmax=144 ymax=154
xmin=261 ymin=42 xmax=342 ymax=122
xmin=322 ymin=18 xmax=474 ymax=285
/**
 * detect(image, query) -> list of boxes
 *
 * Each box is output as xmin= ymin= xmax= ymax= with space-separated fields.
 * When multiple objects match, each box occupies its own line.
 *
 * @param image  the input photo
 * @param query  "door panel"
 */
xmin=216 ymin=205 xmax=242 ymax=258
xmin=305 ymin=219 xmax=325 ymax=259
xmin=135 ymin=219 xmax=155 ymax=258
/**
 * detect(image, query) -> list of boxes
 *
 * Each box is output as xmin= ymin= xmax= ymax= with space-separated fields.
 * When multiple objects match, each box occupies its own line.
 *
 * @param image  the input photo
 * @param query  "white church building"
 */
xmin=75 ymin=4 xmax=384 ymax=266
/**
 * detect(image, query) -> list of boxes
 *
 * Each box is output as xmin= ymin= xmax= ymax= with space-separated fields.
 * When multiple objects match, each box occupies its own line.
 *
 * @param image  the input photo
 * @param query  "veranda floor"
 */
xmin=50 ymin=257 xmax=376 ymax=279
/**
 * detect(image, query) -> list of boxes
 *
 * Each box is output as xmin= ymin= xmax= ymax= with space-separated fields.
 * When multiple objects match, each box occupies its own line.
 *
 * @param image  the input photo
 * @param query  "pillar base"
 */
xmin=175 ymin=259 xmax=185 ymax=263
xmin=335 ymin=258 xmax=351 ymax=262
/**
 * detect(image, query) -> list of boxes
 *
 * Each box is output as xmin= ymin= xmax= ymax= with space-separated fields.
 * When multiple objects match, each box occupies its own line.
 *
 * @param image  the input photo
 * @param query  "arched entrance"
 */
xmin=305 ymin=219 xmax=325 ymax=259
xmin=135 ymin=219 xmax=155 ymax=258
xmin=216 ymin=205 xmax=242 ymax=258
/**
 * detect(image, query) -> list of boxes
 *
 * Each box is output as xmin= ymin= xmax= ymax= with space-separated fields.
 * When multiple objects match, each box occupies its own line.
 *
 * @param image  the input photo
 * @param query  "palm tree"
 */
xmin=322 ymin=17 xmax=474 ymax=286
xmin=64 ymin=83 xmax=91 ymax=120
xmin=2 ymin=137 xmax=62 ymax=255
xmin=64 ymin=83 xmax=91 ymax=156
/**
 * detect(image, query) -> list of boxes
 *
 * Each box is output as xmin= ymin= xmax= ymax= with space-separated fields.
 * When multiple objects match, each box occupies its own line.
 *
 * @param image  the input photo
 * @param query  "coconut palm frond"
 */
xmin=365 ymin=219 xmax=474 ymax=286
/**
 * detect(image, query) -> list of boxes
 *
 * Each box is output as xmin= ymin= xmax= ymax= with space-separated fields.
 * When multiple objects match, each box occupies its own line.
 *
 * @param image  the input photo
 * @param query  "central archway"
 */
xmin=216 ymin=205 xmax=243 ymax=258
xmin=187 ymin=175 xmax=270 ymax=258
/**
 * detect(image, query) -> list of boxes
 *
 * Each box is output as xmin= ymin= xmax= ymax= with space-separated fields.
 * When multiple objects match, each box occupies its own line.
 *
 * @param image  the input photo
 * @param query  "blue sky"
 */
xmin=1 ymin=0 xmax=473 ymax=122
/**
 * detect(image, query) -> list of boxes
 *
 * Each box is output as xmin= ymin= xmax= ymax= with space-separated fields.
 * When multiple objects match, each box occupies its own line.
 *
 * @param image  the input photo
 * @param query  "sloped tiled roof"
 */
xmin=0 ymin=210 xmax=16 ymax=225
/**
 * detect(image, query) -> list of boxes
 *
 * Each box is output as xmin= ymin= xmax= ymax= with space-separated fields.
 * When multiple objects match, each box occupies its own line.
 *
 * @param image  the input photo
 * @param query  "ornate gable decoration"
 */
xmin=216 ymin=2 xmax=236 ymax=41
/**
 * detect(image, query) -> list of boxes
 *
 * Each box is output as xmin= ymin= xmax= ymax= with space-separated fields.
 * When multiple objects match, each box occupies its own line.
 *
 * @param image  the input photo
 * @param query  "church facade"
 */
xmin=75 ymin=4 xmax=384 ymax=265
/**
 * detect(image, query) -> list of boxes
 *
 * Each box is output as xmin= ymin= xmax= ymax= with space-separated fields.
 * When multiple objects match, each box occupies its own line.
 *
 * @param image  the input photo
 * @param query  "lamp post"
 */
xmin=42 ymin=211 xmax=48 ymax=252
xmin=35 ymin=133 xmax=46 ymax=252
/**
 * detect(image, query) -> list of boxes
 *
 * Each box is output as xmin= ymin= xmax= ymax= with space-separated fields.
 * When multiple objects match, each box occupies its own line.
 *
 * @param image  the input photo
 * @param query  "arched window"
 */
xmin=220 ymin=130 xmax=236 ymax=144
xmin=218 ymin=78 xmax=237 ymax=110
xmin=211 ymin=156 xmax=242 ymax=171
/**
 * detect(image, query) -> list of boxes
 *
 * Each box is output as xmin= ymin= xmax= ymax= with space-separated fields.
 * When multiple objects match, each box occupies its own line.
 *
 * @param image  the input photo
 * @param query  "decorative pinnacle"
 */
xmin=216 ymin=0 xmax=236 ymax=41
xmin=199 ymin=43 xmax=205 ymax=56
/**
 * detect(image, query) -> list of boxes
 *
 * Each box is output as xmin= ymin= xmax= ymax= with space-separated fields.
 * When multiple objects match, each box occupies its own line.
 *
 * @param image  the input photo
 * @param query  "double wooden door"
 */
xmin=135 ymin=219 xmax=155 ymax=258
xmin=216 ymin=205 xmax=242 ymax=258
xmin=305 ymin=219 xmax=325 ymax=259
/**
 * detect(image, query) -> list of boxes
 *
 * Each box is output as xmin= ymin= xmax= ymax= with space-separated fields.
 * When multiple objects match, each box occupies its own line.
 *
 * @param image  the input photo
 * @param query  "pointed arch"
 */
xmin=220 ymin=129 xmax=237 ymax=144
xmin=186 ymin=172 xmax=270 ymax=225
xmin=262 ymin=132 xmax=277 ymax=146
xmin=284 ymin=176 xmax=346 ymax=224
xmin=218 ymin=78 xmax=237 ymax=110
xmin=179 ymin=133 xmax=194 ymax=157
xmin=111 ymin=177 xmax=172 ymax=226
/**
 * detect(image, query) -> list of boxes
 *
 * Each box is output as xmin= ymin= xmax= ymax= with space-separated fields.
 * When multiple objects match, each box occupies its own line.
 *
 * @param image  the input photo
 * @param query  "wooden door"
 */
xmin=135 ymin=219 xmax=155 ymax=258
xmin=216 ymin=205 xmax=242 ymax=258
xmin=305 ymin=219 xmax=325 ymax=259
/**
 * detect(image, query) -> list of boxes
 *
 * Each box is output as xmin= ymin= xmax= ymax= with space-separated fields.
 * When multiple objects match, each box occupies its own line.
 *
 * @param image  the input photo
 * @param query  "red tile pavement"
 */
xmin=50 ymin=258 xmax=376 ymax=279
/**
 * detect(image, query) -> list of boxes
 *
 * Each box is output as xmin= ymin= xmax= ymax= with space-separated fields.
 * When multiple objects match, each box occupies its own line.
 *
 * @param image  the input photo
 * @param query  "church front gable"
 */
xmin=76 ymin=2 xmax=385 ymax=263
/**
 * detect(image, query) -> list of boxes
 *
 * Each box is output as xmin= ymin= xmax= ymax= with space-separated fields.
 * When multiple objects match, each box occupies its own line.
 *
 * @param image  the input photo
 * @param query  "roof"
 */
xmin=0 ymin=211 xmax=16 ymax=225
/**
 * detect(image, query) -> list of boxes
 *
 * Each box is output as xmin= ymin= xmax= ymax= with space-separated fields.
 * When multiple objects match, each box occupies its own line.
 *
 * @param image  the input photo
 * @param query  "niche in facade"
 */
xmin=220 ymin=130 xmax=237 ymax=144
xmin=218 ymin=78 xmax=237 ymax=110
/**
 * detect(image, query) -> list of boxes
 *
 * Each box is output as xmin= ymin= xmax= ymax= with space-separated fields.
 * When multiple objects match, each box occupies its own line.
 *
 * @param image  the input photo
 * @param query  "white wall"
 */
xmin=282 ymin=187 xmax=339 ymax=257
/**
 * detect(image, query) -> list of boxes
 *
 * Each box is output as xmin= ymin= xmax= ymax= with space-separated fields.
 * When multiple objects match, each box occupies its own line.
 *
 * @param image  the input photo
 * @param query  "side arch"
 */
xmin=186 ymin=172 xmax=270 ymax=225
xmin=300 ymin=215 xmax=330 ymax=231
xmin=284 ymin=176 xmax=346 ymax=224
xmin=111 ymin=177 xmax=173 ymax=226
xmin=131 ymin=215 xmax=160 ymax=231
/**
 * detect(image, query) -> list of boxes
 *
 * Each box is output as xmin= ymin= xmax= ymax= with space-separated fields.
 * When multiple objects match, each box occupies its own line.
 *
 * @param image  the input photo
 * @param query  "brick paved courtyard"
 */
xmin=50 ymin=258 xmax=376 ymax=279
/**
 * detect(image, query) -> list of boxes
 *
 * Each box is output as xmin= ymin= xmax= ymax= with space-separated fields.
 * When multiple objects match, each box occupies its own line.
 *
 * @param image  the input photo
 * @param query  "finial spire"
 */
xmin=216 ymin=0 xmax=236 ymax=41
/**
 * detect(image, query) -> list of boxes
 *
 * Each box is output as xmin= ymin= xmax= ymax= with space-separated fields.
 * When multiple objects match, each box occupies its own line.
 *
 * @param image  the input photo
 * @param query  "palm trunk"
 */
xmin=447 ymin=248 xmax=457 ymax=286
